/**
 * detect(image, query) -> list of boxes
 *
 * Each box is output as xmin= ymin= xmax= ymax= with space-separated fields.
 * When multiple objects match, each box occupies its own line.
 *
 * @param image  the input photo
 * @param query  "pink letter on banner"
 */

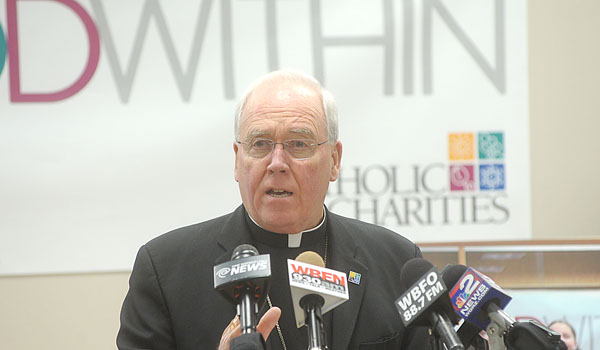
xmin=7 ymin=0 xmax=100 ymax=102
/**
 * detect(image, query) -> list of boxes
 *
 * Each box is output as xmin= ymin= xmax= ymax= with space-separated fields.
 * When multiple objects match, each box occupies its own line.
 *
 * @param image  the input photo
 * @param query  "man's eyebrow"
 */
xmin=288 ymin=128 xmax=314 ymax=137
xmin=246 ymin=128 xmax=315 ymax=139
xmin=248 ymin=130 xmax=270 ymax=138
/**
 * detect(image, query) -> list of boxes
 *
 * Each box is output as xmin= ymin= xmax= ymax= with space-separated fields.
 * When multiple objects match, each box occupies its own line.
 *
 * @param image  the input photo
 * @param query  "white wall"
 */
xmin=1 ymin=1 xmax=599 ymax=349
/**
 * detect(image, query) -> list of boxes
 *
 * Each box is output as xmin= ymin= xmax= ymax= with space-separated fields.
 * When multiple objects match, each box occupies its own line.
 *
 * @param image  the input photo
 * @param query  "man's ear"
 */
xmin=233 ymin=142 xmax=240 ymax=182
xmin=329 ymin=141 xmax=342 ymax=182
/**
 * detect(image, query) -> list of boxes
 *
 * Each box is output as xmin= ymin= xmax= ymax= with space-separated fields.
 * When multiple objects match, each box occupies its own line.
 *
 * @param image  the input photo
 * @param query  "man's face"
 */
xmin=234 ymin=79 xmax=342 ymax=234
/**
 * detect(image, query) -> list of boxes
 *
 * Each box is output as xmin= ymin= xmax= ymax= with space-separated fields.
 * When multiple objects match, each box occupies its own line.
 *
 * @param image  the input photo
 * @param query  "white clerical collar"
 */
xmin=247 ymin=207 xmax=327 ymax=248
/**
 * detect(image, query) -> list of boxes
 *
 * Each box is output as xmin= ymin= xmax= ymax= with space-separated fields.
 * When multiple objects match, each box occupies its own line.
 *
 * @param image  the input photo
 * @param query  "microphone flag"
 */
xmin=448 ymin=267 xmax=512 ymax=330
xmin=214 ymin=253 xmax=271 ymax=308
xmin=395 ymin=265 xmax=450 ymax=327
xmin=287 ymin=259 xmax=349 ymax=328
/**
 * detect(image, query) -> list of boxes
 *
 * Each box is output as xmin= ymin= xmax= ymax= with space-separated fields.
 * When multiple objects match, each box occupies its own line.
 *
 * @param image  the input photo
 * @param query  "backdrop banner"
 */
xmin=506 ymin=290 xmax=600 ymax=350
xmin=0 ymin=0 xmax=529 ymax=274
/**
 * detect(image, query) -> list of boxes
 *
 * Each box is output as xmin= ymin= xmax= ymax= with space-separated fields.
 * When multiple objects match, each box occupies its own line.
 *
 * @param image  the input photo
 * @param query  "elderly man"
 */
xmin=117 ymin=70 xmax=429 ymax=350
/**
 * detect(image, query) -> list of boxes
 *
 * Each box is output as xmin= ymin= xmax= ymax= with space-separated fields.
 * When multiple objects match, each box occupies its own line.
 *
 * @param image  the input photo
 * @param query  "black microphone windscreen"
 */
xmin=400 ymin=258 xmax=434 ymax=290
xmin=441 ymin=265 xmax=484 ymax=345
xmin=441 ymin=264 xmax=469 ymax=289
xmin=231 ymin=244 xmax=259 ymax=260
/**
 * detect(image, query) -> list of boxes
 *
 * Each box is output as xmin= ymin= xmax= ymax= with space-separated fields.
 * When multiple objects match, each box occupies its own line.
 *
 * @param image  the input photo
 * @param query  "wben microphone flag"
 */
xmin=448 ymin=267 xmax=512 ymax=330
xmin=287 ymin=259 xmax=349 ymax=327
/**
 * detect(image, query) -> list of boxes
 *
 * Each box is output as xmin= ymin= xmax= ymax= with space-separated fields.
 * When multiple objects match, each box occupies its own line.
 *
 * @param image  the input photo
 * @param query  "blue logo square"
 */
xmin=479 ymin=164 xmax=505 ymax=190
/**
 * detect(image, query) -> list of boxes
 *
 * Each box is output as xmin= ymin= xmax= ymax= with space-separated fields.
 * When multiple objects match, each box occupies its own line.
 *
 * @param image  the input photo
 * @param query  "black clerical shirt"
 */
xmin=245 ymin=212 xmax=332 ymax=350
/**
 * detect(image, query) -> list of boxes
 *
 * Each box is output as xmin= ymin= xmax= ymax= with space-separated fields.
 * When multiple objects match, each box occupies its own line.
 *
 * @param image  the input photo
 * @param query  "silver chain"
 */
xmin=267 ymin=234 xmax=328 ymax=350
xmin=266 ymin=295 xmax=286 ymax=350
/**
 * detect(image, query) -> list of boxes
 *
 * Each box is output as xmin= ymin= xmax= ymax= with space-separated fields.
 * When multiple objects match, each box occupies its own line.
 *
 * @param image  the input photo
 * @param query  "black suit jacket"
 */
xmin=117 ymin=205 xmax=432 ymax=349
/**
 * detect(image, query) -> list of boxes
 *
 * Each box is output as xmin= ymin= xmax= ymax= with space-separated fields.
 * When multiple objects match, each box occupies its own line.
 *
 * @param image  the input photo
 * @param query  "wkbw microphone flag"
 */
xmin=287 ymin=259 xmax=349 ymax=328
xmin=448 ymin=267 xmax=512 ymax=330
xmin=395 ymin=266 xmax=447 ymax=326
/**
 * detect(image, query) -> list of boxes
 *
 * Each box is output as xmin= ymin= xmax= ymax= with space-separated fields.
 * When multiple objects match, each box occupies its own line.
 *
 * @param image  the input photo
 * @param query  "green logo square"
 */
xmin=478 ymin=132 xmax=504 ymax=159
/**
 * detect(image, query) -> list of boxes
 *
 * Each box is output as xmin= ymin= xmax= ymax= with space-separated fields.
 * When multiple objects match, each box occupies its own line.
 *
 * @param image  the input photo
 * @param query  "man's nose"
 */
xmin=267 ymin=144 xmax=290 ymax=173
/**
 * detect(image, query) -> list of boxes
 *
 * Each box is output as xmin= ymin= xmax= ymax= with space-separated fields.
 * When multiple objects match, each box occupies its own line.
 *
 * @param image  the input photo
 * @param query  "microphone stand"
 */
xmin=230 ymin=284 xmax=266 ymax=350
xmin=428 ymin=312 xmax=465 ymax=350
xmin=486 ymin=304 xmax=513 ymax=350
xmin=300 ymin=294 xmax=328 ymax=350
xmin=429 ymin=328 xmax=443 ymax=350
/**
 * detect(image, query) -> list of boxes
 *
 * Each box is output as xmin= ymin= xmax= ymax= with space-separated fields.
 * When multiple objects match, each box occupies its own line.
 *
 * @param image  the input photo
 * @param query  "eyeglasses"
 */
xmin=236 ymin=138 xmax=328 ymax=159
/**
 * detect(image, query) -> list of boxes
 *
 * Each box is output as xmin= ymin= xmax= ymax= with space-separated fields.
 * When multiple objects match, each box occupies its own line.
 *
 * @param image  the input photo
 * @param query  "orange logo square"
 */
xmin=449 ymin=133 xmax=474 ymax=160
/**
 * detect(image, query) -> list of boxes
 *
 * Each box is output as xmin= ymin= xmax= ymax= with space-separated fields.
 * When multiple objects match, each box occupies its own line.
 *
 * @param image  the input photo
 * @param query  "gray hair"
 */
xmin=234 ymin=69 xmax=338 ymax=144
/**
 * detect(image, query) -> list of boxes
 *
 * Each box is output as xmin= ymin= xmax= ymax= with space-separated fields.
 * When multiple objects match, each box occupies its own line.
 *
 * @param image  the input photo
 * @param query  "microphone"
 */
xmin=288 ymin=251 xmax=349 ymax=350
xmin=214 ymin=244 xmax=271 ymax=349
xmin=442 ymin=265 xmax=489 ymax=350
xmin=395 ymin=258 xmax=465 ymax=350
xmin=446 ymin=264 xmax=566 ymax=350
xmin=446 ymin=264 xmax=513 ymax=332
xmin=446 ymin=263 xmax=514 ymax=350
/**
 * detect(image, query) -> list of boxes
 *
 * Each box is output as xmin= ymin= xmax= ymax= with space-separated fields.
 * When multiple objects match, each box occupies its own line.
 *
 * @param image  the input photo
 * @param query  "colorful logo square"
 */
xmin=449 ymin=133 xmax=475 ymax=160
xmin=450 ymin=164 xmax=475 ymax=191
xmin=348 ymin=271 xmax=361 ymax=285
xmin=478 ymin=132 xmax=504 ymax=159
xmin=479 ymin=164 xmax=505 ymax=190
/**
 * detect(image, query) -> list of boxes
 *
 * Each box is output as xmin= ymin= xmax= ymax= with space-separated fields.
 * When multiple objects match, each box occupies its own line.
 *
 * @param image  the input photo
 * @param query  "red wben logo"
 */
xmin=290 ymin=263 xmax=346 ymax=287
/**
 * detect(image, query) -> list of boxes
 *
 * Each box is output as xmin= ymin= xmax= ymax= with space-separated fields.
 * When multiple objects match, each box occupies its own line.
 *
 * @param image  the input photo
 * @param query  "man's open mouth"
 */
xmin=267 ymin=189 xmax=293 ymax=198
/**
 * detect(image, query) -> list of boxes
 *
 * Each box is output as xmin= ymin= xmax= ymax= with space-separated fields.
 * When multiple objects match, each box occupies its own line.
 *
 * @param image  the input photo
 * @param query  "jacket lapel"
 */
xmin=213 ymin=205 xmax=252 ymax=265
xmin=328 ymin=212 xmax=369 ymax=350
